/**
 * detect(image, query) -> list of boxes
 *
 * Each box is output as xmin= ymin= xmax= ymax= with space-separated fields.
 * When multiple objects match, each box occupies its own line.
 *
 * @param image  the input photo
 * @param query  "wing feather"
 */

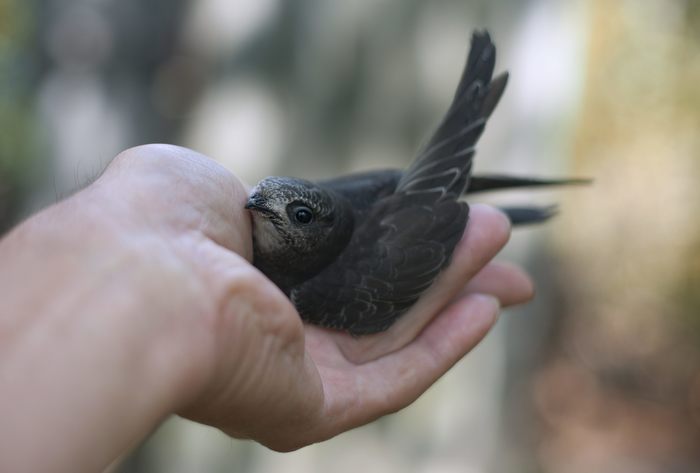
xmin=291 ymin=31 xmax=506 ymax=334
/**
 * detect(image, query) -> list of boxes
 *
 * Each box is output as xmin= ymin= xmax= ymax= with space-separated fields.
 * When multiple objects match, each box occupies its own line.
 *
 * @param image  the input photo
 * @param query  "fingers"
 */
xmin=337 ymin=293 xmax=500 ymax=429
xmin=462 ymin=261 xmax=534 ymax=307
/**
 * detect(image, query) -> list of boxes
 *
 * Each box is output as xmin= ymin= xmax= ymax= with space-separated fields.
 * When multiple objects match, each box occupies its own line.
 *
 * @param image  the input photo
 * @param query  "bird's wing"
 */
xmin=468 ymin=175 xmax=592 ymax=193
xmin=398 ymin=31 xmax=507 ymax=199
xmin=292 ymin=31 xmax=506 ymax=334
xmin=292 ymin=197 xmax=468 ymax=334
xmin=316 ymin=169 xmax=402 ymax=216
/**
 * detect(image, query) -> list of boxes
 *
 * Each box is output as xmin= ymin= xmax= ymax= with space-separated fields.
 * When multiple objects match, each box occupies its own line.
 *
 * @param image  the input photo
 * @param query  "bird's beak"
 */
xmin=245 ymin=192 xmax=270 ymax=213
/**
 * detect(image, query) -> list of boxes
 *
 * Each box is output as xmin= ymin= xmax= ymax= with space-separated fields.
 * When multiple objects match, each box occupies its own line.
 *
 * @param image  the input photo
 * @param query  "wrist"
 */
xmin=0 ymin=195 xmax=215 ymax=470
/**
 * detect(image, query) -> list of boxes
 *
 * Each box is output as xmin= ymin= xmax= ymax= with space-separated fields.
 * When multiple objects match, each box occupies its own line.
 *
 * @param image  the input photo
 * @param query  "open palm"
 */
xmin=105 ymin=145 xmax=532 ymax=450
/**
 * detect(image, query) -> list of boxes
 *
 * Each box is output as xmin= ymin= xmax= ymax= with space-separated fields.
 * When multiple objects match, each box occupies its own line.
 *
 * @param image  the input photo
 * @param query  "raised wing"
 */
xmin=292 ymin=31 xmax=507 ymax=334
xmin=468 ymin=175 xmax=591 ymax=193
xmin=398 ymin=31 xmax=508 ymax=200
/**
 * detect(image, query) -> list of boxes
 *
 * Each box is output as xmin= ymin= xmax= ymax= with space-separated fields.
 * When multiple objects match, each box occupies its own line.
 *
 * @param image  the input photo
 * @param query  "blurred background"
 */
xmin=2 ymin=0 xmax=700 ymax=471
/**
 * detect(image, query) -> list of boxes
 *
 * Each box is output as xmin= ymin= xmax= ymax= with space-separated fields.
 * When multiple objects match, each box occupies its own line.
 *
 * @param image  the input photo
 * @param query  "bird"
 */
xmin=245 ymin=30 xmax=588 ymax=335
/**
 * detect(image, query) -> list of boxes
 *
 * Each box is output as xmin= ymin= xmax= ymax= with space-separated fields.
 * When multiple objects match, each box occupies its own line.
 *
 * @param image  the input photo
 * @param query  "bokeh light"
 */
xmin=2 ymin=1 xmax=699 ymax=471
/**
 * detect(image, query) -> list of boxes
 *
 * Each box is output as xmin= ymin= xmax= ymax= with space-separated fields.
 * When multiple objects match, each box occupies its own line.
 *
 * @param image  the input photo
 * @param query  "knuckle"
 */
xmin=109 ymin=144 xmax=207 ymax=176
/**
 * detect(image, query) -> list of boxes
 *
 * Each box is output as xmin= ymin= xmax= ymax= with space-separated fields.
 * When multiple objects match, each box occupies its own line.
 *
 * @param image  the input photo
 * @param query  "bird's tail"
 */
xmin=498 ymin=205 xmax=559 ymax=225
xmin=468 ymin=174 xmax=591 ymax=225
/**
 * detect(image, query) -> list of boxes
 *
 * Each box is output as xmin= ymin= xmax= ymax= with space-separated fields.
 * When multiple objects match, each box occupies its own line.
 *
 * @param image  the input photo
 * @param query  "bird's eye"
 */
xmin=294 ymin=207 xmax=314 ymax=224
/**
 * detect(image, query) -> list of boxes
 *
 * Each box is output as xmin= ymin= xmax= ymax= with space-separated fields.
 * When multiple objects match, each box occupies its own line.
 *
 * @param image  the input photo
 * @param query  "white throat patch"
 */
xmin=250 ymin=213 xmax=285 ymax=253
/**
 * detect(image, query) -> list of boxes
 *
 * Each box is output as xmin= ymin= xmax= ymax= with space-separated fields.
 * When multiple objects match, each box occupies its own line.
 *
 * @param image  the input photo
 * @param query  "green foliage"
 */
xmin=0 ymin=0 xmax=40 ymax=232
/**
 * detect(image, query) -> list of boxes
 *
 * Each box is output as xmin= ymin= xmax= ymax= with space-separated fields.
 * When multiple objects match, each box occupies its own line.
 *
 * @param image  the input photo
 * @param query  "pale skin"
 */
xmin=0 ymin=144 xmax=534 ymax=472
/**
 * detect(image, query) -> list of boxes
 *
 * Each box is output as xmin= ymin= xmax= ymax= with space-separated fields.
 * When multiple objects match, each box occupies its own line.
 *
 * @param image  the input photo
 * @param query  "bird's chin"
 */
xmin=249 ymin=213 xmax=285 ymax=254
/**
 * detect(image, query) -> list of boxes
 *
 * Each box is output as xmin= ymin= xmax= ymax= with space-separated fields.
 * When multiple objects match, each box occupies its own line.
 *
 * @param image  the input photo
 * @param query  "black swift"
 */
xmin=245 ymin=31 xmax=588 ymax=335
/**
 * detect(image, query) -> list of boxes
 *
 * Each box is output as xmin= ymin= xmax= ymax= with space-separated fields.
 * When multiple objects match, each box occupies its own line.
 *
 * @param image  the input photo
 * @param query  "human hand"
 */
xmin=0 ymin=144 xmax=533 ymax=471
xmin=93 ymin=145 xmax=531 ymax=450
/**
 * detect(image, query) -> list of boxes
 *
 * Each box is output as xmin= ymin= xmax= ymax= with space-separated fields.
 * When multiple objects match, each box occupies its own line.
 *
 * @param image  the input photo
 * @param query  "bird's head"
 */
xmin=245 ymin=176 xmax=354 ymax=290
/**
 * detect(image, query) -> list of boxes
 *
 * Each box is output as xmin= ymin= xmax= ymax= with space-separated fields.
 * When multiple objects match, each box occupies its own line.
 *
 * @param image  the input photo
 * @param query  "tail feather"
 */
xmin=499 ymin=205 xmax=559 ymax=225
xmin=473 ymin=175 xmax=590 ymax=225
